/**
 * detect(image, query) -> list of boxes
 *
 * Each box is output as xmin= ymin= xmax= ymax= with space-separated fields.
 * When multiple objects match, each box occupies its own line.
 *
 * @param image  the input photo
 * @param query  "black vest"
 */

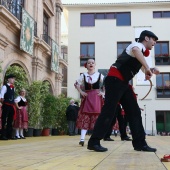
xmin=84 ymin=73 xmax=101 ymax=90
xmin=18 ymin=97 xmax=27 ymax=106
xmin=112 ymin=50 xmax=142 ymax=82
xmin=4 ymin=84 xmax=15 ymax=104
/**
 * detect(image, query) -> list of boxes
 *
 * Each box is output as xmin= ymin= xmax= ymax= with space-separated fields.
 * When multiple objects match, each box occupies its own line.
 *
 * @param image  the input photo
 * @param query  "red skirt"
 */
xmin=13 ymin=106 xmax=28 ymax=129
xmin=76 ymin=89 xmax=104 ymax=130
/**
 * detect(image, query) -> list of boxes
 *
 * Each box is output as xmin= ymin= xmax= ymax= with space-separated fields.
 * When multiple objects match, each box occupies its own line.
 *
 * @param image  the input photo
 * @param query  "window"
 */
xmin=153 ymin=11 xmax=170 ymax=18
xmin=117 ymin=42 xmax=131 ymax=57
xmin=80 ymin=43 xmax=95 ymax=66
xmin=106 ymin=13 xmax=115 ymax=19
xmin=156 ymin=111 xmax=170 ymax=134
xmin=61 ymin=46 xmax=68 ymax=61
xmin=116 ymin=12 xmax=131 ymax=26
xmin=80 ymin=12 xmax=130 ymax=26
xmin=43 ymin=13 xmax=48 ymax=35
xmin=154 ymin=42 xmax=170 ymax=65
xmin=42 ymin=12 xmax=49 ymax=44
xmin=96 ymin=13 xmax=105 ymax=19
xmin=81 ymin=13 xmax=95 ymax=26
xmin=98 ymin=69 xmax=109 ymax=87
xmin=156 ymin=73 xmax=170 ymax=98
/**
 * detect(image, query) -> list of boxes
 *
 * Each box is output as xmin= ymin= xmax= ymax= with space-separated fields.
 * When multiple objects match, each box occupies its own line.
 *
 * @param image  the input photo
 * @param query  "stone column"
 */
xmin=0 ymin=38 xmax=8 ymax=83
xmin=55 ymin=3 xmax=62 ymax=45
xmin=0 ymin=39 xmax=8 ymax=60
xmin=55 ymin=72 xmax=63 ymax=96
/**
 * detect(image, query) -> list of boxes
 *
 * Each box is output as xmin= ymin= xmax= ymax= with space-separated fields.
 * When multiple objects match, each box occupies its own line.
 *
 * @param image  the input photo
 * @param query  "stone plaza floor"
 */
xmin=0 ymin=135 xmax=169 ymax=170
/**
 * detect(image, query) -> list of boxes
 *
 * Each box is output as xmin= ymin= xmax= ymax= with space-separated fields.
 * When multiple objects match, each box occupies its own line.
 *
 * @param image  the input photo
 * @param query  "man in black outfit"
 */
xmin=0 ymin=74 xmax=16 ymax=140
xmin=66 ymin=99 xmax=78 ymax=136
xmin=87 ymin=30 xmax=159 ymax=152
xmin=104 ymin=104 xmax=131 ymax=141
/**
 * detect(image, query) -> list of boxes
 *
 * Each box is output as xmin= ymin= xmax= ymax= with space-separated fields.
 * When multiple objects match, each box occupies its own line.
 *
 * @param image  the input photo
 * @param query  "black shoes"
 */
xmin=0 ymin=136 xmax=8 ymax=140
xmin=103 ymin=137 xmax=114 ymax=141
xmin=15 ymin=136 xmax=21 ymax=139
xmin=134 ymin=145 xmax=157 ymax=152
xmin=87 ymin=144 xmax=108 ymax=152
xmin=121 ymin=136 xmax=132 ymax=141
xmin=10 ymin=137 xmax=17 ymax=140
xmin=79 ymin=141 xmax=84 ymax=146
xmin=69 ymin=133 xmax=75 ymax=136
xmin=20 ymin=136 xmax=26 ymax=139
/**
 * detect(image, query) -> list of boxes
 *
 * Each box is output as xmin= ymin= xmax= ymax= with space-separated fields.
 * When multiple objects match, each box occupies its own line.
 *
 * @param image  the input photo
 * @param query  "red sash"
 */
xmin=3 ymin=102 xmax=17 ymax=120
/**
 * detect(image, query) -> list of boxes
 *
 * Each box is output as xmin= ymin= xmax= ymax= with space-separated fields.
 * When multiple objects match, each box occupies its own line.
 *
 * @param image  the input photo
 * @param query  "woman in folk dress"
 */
xmin=14 ymin=88 xmax=28 ymax=139
xmin=75 ymin=58 xmax=104 ymax=146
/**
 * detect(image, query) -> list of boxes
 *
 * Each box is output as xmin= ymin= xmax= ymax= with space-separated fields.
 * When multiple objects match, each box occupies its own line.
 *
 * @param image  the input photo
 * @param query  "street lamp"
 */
xmin=152 ymin=121 xmax=154 ymax=136
xmin=144 ymin=105 xmax=146 ymax=133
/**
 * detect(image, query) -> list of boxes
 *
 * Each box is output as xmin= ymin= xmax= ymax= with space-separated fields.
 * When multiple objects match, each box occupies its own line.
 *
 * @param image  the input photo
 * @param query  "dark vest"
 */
xmin=84 ymin=73 xmax=101 ymax=90
xmin=112 ymin=50 xmax=142 ymax=82
xmin=18 ymin=97 xmax=27 ymax=106
xmin=4 ymin=84 xmax=15 ymax=104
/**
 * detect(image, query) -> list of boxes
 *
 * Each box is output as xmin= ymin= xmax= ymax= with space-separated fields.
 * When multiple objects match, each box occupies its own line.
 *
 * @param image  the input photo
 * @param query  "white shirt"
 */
xmin=76 ymin=72 xmax=104 ymax=86
xmin=126 ymin=42 xmax=146 ymax=58
xmin=0 ymin=83 xmax=15 ymax=99
xmin=126 ymin=42 xmax=146 ymax=72
xmin=15 ymin=96 xmax=27 ymax=103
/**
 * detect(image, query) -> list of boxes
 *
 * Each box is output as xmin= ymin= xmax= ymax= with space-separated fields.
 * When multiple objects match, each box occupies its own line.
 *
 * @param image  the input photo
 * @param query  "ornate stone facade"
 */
xmin=0 ymin=0 xmax=67 ymax=95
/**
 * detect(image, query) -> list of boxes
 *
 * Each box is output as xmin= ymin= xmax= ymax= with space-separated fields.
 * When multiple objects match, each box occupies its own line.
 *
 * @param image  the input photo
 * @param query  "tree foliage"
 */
xmin=54 ymin=94 xmax=71 ymax=132
xmin=27 ymin=81 xmax=50 ymax=128
xmin=5 ymin=65 xmax=29 ymax=95
xmin=42 ymin=94 xmax=57 ymax=128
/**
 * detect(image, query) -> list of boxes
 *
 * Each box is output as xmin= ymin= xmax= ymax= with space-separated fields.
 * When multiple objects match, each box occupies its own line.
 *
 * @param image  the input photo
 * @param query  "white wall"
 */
xmin=66 ymin=3 xmax=170 ymax=134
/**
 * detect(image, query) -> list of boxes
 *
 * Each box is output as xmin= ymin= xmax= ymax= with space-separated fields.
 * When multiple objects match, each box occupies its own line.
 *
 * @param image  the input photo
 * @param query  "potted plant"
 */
xmin=41 ymin=94 xmax=56 ymax=136
xmin=27 ymin=81 xmax=49 ymax=136
xmin=54 ymin=95 xmax=71 ymax=135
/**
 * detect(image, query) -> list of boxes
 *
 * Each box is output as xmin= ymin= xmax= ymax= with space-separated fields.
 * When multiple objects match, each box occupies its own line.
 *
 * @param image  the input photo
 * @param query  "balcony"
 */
xmin=0 ymin=0 xmax=37 ymax=37
xmin=41 ymin=34 xmax=52 ymax=47
xmin=0 ymin=0 xmax=22 ymax=22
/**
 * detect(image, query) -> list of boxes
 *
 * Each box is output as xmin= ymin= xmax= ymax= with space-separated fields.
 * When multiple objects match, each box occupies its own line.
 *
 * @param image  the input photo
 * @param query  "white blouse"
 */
xmin=76 ymin=72 xmax=104 ymax=86
xmin=15 ymin=96 xmax=27 ymax=103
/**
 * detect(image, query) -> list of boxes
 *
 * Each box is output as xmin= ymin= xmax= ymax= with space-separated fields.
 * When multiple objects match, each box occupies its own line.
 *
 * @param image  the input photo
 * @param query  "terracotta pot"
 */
xmin=41 ymin=128 xmax=50 ymax=136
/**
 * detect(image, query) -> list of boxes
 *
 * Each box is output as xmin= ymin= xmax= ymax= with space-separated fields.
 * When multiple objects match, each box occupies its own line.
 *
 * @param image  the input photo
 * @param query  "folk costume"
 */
xmin=88 ymin=30 xmax=158 ymax=152
xmin=13 ymin=96 xmax=28 ymax=139
xmin=75 ymin=72 xmax=104 ymax=145
xmin=0 ymin=75 xmax=16 ymax=140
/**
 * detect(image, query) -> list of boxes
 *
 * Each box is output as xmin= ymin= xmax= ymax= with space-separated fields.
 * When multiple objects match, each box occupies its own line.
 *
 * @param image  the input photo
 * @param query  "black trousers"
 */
xmin=104 ymin=104 xmax=128 ymax=139
xmin=88 ymin=76 xmax=146 ymax=149
xmin=1 ymin=104 xmax=14 ymax=139
xmin=68 ymin=121 xmax=76 ymax=135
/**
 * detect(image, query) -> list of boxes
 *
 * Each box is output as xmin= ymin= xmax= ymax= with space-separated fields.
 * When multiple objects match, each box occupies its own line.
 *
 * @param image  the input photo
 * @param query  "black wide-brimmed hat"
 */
xmin=139 ymin=30 xmax=158 ymax=40
xmin=6 ymin=74 xmax=16 ymax=79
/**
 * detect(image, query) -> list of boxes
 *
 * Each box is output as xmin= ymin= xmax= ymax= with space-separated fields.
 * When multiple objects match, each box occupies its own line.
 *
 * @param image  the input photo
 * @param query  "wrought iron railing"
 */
xmin=0 ymin=0 xmax=22 ymax=22
xmin=41 ymin=34 xmax=52 ymax=46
